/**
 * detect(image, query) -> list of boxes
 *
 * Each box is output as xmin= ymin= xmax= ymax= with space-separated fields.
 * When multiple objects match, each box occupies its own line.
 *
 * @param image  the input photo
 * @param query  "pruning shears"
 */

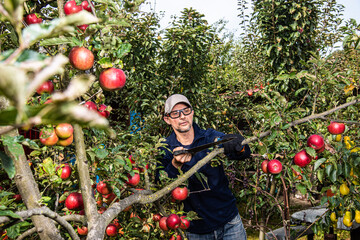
xmin=173 ymin=137 xmax=235 ymax=156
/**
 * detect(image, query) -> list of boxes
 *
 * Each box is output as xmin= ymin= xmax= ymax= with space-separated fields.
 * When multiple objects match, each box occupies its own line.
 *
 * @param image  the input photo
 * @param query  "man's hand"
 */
xmin=222 ymin=134 xmax=245 ymax=154
xmin=172 ymin=146 xmax=192 ymax=168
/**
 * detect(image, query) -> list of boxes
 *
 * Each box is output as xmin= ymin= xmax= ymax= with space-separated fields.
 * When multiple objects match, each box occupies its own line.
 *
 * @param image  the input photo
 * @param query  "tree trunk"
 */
xmin=0 ymin=97 xmax=63 ymax=240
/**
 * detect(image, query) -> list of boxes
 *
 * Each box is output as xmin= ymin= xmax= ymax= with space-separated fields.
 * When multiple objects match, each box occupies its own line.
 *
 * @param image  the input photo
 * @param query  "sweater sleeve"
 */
xmin=206 ymin=129 xmax=251 ymax=160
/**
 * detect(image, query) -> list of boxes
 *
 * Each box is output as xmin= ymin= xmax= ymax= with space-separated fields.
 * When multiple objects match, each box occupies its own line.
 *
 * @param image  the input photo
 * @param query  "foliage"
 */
xmin=0 ymin=0 xmax=359 ymax=239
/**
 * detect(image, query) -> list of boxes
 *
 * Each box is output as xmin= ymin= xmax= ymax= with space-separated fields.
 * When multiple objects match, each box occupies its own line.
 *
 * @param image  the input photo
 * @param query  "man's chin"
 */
xmin=176 ymin=125 xmax=191 ymax=133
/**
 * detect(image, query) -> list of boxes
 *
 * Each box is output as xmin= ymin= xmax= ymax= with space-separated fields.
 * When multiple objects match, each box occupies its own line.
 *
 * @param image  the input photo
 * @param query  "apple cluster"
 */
xmin=84 ymin=101 xmax=111 ymax=118
xmin=40 ymin=123 xmax=74 ymax=147
xmin=156 ymin=213 xmax=190 ymax=233
xmin=261 ymin=159 xmax=282 ymax=174
xmin=64 ymin=0 xmax=92 ymax=31
xmin=261 ymin=122 xmax=346 ymax=176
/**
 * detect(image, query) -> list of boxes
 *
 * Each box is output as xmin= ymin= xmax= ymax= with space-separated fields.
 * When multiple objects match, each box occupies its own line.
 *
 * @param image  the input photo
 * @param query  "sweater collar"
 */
xmin=167 ymin=122 xmax=205 ymax=147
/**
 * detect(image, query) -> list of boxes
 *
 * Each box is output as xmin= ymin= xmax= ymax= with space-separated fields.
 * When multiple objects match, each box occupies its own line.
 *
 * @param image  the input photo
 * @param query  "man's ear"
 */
xmin=163 ymin=116 xmax=171 ymax=125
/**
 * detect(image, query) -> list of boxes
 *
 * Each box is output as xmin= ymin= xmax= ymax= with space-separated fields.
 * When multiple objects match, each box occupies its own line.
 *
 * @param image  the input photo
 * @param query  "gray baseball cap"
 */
xmin=164 ymin=94 xmax=192 ymax=114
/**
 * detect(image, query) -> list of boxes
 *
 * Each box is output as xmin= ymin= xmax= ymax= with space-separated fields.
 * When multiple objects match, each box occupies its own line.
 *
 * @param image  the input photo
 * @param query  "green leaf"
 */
xmin=116 ymin=43 xmax=132 ymax=59
xmin=317 ymin=168 xmax=324 ymax=183
xmin=5 ymin=222 xmax=21 ymax=239
xmin=296 ymin=183 xmax=307 ymax=195
xmin=0 ymin=151 xmax=15 ymax=178
xmin=95 ymin=148 xmax=109 ymax=159
xmin=329 ymin=169 xmax=337 ymax=183
xmin=40 ymin=36 xmax=74 ymax=46
xmin=343 ymin=162 xmax=351 ymax=177
xmin=2 ymin=135 xmax=24 ymax=159
xmin=0 ymin=210 xmax=21 ymax=219
xmin=22 ymin=11 xmax=99 ymax=46
xmin=314 ymin=158 xmax=327 ymax=171
xmin=305 ymin=147 xmax=316 ymax=158
xmin=325 ymin=164 xmax=333 ymax=178
xmin=113 ymin=185 xmax=121 ymax=198
xmin=42 ymin=157 xmax=55 ymax=176
xmin=0 ymin=191 xmax=14 ymax=198
xmin=98 ymin=57 xmax=113 ymax=68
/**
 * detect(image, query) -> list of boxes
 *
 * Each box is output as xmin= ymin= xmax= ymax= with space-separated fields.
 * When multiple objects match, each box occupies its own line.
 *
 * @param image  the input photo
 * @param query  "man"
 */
xmin=159 ymin=94 xmax=251 ymax=240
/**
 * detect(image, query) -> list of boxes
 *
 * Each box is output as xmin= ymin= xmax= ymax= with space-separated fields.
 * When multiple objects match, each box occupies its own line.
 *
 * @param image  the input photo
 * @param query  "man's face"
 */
xmin=164 ymin=103 xmax=194 ymax=133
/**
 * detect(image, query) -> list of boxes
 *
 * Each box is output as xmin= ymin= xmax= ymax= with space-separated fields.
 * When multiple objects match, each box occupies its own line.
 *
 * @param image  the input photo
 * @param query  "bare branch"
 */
xmin=0 ymin=207 xmax=80 ymax=240
xmin=319 ymin=116 xmax=360 ymax=125
xmin=17 ymin=227 xmax=37 ymax=240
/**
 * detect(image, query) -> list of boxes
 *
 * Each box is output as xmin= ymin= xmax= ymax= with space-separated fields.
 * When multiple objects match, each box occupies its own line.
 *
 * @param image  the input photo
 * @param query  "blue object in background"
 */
xmin=130 ymin=110 xmax=142 ymax=134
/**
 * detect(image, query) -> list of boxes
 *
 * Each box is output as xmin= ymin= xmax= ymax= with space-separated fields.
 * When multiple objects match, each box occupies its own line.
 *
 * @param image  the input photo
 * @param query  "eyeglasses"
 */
xmin=166 ymin=107 xmax=193 ymax=119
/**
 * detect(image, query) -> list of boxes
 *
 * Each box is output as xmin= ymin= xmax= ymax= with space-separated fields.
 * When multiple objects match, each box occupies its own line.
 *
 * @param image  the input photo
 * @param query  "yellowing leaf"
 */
xmin=344 ymin=83 xmax=355 ymax=95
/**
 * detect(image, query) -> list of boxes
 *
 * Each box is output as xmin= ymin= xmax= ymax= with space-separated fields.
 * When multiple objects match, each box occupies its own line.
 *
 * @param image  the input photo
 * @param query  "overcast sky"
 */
xmin=141 ymin=0 xmax=360 ymax=38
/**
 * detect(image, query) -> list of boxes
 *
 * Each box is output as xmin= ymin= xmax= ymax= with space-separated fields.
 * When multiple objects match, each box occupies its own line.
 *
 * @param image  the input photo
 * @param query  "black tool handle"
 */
xmin=173 ymin=149 xmax=189 ymax=156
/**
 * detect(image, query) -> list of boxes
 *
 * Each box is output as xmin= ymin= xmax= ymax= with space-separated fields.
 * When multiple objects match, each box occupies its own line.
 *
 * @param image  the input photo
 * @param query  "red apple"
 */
xmin=77 ymin=24 xmax=88 ymax=31
xmin=170 ymin=234 xmax=182 ymax=240
xmin=96 ymin=181 xmax=112 ymax=195
xmin=99 ymin=68 xmax=126 ymax=91
xmin=25 ymin=13 xmax=42 ymax=25
xmin=58 ymin=163 xmax=72 ymax=180
xmin=291 ymin=168 xmax=302 ymax=180
xmin=68 ymin=46 xmax=94 ymax=70
xmin=64 ymin=0 xmax=83 ymax=15
xmin=57 ymin=134 xmax=73 ymax=147
xmin=307 ymin=134 xmax=324 ymax=150
xmin=81 ymin=0 xmax=93 ymax=12
xmin=98 ymin=104 xmax=110 ymax=118
xmin=55 ymin=123 xmax=73 ymax=139
xmin=261 ymin=160 xmax=269 ymax=173
xmin=171 ymin=187 xmax=188 ymax=201
xmin=103 ymin=192 xmax=116 ymax=205
xmin=267 ymin=159 xmax=282 ymax=174
xmin=126 ymin=173 xmax=140 ymax=187
xmin=40 ymin=128 xmax=58 ymax=146
xmin=36 ymin=81 xmax=54 ymax=95
xmin=159 ymin=217 xmax=168 ymax=231
xmin=129 ymin=155 xmax=135 ymax=164
xmin=180 ymin=216 xmax=190 ymax=230
xmin=77 ymin=226 xmax=88 ymax=235
xmin=44 ymin=98 xmax=53 ymax=104
xmin=316 ymin=145 xmax=325 ymax=154
xmin=166 ymin=214 xmax=181 ymax=229
xmin=153 ymin=213 xmax=162 ymax=222
xmin=106 ymin=224 xmax=117 ymax=237
xmin=65 ymin=192 xmax=84 ymax=211
xmin=112 ymin=219 xmax=121 ymax=229
xmin=247 ymin=90 xmax=253 ymax=96
xmin=13 ymin=194 xmax=22 ymax=202
xmin=327 ymin=122 xmax=345 ymax=135
xmin=293 ymin=150 xmax=312 ymax=167
xmin=84 ymin=101 xmax=97 ymax=111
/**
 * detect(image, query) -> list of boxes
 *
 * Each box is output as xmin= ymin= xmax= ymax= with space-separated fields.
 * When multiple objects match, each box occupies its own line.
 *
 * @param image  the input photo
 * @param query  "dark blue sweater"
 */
xmin=159 ymin=123 xmax=251 ymax=234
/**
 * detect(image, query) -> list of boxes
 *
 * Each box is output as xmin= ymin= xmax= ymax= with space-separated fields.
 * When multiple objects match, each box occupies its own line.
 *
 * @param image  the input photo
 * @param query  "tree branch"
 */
xmin=0 ymin=207 xmax=79 ymax=240
xmin=243 ymin=98 xmax=360 ymax=145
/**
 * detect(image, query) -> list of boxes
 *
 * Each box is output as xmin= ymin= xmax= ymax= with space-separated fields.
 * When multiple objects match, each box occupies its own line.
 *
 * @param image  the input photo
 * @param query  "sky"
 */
xmin=141 ymin=0 xmax=360 ymax=38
